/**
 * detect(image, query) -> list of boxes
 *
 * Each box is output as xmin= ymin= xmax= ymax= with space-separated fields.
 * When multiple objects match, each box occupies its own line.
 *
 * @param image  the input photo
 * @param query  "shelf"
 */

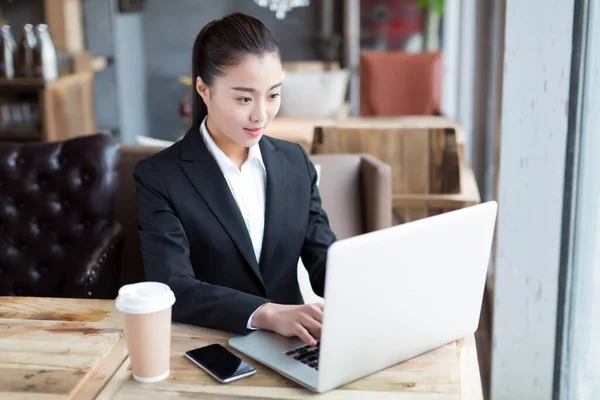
xmin=0 ymin=78 xmax=46 ymax=91
xmin=0 ymin=74 xmax=95 ymax=95
xmin=0 ymin=128 xmax=43 ymax=141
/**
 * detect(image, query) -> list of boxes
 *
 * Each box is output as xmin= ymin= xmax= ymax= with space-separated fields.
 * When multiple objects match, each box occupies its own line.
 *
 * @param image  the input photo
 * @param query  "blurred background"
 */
xmin=0 ymin=1 xmax=597 ymax=399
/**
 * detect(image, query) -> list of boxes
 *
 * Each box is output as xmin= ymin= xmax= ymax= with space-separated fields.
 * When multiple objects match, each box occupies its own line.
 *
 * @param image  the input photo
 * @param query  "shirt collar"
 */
xmin=199 ymin=116 xmax=265 ymax=173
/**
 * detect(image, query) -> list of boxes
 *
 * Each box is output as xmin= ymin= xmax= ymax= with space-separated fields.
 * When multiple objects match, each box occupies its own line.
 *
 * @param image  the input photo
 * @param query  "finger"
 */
xmin=307 ymin=302 xmax=324 ymax=311
xmin=305 ymin=304 xmax=324 ymax=323
xmin=300 ymin=314 xmax=322 ymax=338
xmin=295 ymin=323 xmax=317 ymax=346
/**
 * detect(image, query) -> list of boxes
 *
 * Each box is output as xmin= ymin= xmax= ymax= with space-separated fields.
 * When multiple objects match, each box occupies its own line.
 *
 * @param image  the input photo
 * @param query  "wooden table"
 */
xmin=0 ymin=297 xmax=483 ymax=399
xmin=0 ymin=297 xmax=128 ymax=399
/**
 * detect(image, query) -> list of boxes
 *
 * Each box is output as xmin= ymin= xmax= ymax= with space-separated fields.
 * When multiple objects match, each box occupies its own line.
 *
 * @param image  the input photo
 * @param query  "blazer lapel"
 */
xmin=259 ymin=138 xmax=286 ymax=271
xmin=178 ymin=127 xmax=264 ymax=289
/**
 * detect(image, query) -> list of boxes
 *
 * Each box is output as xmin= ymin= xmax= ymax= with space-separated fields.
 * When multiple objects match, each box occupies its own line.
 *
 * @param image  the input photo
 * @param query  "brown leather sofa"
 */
xmin=0 ymin=133 xmax=123 ymax=299
xmin=116 ymin=145 xmax=392 ymax=288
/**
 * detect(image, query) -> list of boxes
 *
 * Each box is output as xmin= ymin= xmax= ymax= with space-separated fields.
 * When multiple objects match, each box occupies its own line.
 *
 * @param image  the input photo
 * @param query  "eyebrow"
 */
xmin=230 ymin=82 xmax=282 ymax=93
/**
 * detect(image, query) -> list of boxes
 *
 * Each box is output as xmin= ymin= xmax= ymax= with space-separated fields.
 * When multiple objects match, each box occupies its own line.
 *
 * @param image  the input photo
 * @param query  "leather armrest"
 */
xmin=360 ymin=154 xmax=392 ymax=232
xmin=64 ymin=223 xmax=123 ymax=299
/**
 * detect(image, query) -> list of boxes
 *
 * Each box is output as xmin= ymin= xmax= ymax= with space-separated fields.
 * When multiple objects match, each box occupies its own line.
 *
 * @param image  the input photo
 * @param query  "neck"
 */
xmin=205 ymin=117 xmax=248 ymax=168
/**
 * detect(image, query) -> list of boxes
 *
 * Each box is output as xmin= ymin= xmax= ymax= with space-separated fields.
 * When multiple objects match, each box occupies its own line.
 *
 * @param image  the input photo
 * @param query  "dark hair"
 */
xmin=191 ymin=13 xmax=280 ymax=126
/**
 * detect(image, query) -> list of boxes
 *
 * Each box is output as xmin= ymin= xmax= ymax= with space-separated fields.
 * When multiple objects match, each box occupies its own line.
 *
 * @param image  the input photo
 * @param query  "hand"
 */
xmin=251 ymin=303 xmax=324 ymax=346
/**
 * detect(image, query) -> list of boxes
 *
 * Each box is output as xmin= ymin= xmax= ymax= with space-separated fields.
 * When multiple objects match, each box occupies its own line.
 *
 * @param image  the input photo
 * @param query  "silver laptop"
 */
xmin=229 ymin=201 xmax=497 ymax=393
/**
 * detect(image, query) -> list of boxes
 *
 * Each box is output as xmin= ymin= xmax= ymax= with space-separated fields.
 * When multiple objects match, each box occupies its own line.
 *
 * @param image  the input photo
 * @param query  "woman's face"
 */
xmin=197 ymin=53 xmax=283 ymax=148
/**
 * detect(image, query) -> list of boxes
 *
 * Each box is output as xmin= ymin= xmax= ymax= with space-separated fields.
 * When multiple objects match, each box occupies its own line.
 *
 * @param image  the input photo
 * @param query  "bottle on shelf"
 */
xmin=15 ymin=24 xmax=38 ymax=78
xmin=35 ymin=24 xmax=58 ymax=81
xmin=0 ymin=25 xmax=17 ymax=79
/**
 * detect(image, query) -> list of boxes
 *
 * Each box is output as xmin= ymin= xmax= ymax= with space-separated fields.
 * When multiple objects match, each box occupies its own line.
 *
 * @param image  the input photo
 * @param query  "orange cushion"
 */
xmin=360 ymin=51 xmax=443 ymax=116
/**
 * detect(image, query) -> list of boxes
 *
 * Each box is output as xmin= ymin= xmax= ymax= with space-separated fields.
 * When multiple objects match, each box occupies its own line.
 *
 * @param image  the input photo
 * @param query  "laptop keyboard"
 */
xmin=284 ymin=341 xmax=320 ymax=370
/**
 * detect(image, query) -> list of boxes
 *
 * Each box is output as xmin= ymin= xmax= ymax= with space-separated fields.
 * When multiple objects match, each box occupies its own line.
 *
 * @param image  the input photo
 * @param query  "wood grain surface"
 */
xmin=0 ymin=297 xmax=483 ymax=400
xmin=0 ymin=297 xmax=127 ymax=400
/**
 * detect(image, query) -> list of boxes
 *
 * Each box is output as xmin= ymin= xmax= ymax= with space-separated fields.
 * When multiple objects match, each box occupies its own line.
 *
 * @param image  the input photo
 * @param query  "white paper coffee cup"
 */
xmin=116 ymin=282 xmax=175 ymax=383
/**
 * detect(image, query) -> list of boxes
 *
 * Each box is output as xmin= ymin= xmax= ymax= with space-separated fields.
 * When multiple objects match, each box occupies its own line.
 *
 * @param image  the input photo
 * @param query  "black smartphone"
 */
xmin=185 ymin=344 xmax=257 ymax=383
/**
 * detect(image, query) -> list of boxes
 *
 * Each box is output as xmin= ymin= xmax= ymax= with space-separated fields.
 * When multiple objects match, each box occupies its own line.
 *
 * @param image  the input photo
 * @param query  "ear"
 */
xmin=196 ymin=77 xmax=210 ymax=104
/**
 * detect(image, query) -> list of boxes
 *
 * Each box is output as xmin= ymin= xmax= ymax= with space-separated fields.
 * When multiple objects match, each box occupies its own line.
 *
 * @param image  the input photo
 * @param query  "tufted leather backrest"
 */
xmin=0 ymin=133 xmax=119 ymax=297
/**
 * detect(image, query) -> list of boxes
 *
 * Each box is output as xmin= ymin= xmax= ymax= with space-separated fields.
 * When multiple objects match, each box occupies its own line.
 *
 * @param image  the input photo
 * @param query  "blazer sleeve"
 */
xmin=133 ymin=159 xmax=270 ymax=334
xmin=297 ymin=145 xmax=337 ymax=297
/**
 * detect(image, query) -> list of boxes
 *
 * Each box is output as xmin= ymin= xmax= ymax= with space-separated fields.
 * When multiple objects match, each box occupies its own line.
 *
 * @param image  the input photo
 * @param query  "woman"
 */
xmin=134 ymin=13 xmax=336 ymax=347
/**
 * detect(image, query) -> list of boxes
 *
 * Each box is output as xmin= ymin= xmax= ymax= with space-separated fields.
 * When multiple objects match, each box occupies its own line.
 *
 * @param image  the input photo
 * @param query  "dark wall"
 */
xmin=82 ymin=0 xmax=120 ymax=138
xmin=143 ymin=0 xmax=325 ymax=140
xmin=80 ymin=0 xmax=343 ymax=142
xmin=82 ymin=0 xmax=148 ymax=144
xmin=0 ymin=0 xmax=45 ymax=30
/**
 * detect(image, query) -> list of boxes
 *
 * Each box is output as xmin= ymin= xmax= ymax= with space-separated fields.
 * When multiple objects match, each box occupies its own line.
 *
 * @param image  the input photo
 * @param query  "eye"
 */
xmin=237 ymin=97 xmax=252 ymax=103
xmin=270 ymin=93 xmax=281 ymax=100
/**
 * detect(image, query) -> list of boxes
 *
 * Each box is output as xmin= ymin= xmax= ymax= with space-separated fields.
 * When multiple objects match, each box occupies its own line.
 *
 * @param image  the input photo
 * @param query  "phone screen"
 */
xmin=185 ymin=344 xmax=256 ymax=382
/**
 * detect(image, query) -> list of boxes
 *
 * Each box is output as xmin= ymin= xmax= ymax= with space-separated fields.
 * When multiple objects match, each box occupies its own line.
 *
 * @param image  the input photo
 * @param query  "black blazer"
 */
xmin=133 ymin=126 xmax=337 ymax=335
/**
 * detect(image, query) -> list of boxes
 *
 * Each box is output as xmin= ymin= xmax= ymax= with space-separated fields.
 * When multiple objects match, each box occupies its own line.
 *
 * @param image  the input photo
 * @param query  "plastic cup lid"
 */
xmin=115 ymin=282 xmax=175 ymax=315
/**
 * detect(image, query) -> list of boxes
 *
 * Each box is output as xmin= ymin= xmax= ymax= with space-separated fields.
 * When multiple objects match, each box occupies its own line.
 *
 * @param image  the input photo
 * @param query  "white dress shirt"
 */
xmin=199 ymin=117 xmax=266 ymax=330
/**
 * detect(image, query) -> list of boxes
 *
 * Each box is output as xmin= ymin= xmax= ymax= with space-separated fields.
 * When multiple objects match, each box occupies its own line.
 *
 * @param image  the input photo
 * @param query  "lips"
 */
xmin=244 ymin=127 xmax=263 ymax=138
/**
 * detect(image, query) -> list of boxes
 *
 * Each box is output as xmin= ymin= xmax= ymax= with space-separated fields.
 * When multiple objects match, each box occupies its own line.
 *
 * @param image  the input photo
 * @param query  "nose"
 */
xmin=250 ymin=99 xmax=267 ymax=124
